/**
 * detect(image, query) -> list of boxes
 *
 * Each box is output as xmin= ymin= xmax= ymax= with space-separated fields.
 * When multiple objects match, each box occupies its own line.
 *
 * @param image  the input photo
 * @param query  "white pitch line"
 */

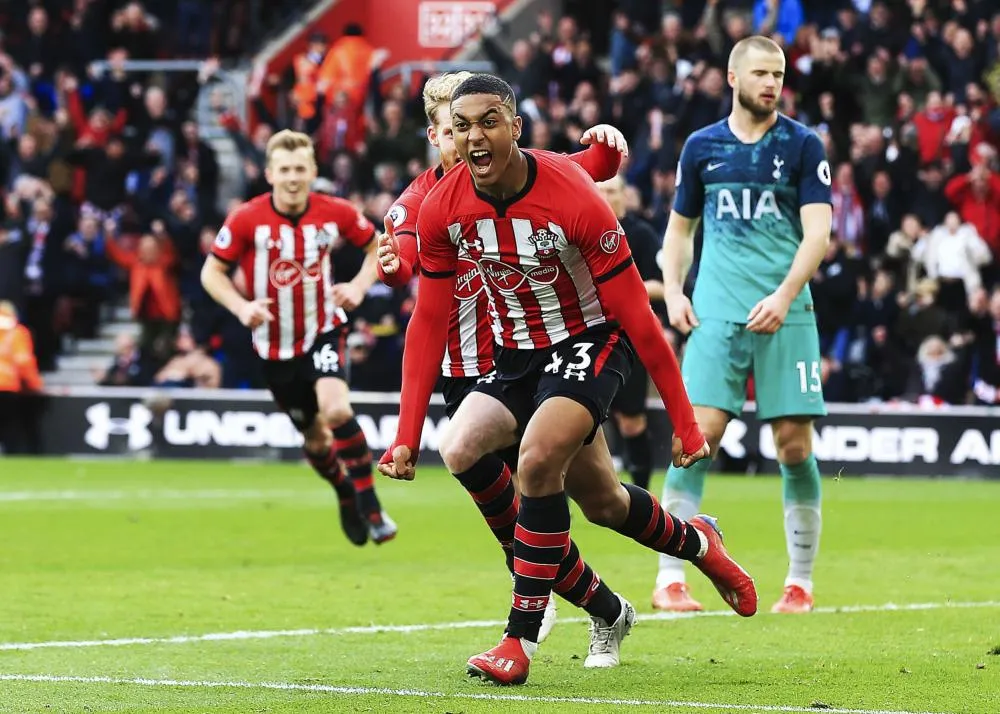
xmin=0 ymin=674 xmax=955 ymax=714
xmin=1 ymin=600 xmax=996 ymax=652
xmin=0 ymin=489 xmax=308 ymax=502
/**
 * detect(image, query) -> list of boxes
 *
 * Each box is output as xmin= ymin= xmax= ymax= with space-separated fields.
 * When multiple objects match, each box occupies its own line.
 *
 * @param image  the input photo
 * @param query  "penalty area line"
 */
xmin=0 ymin=673 xmax=954 ymax=714
xmin=0 ymin=600 xmax=997 ymax=653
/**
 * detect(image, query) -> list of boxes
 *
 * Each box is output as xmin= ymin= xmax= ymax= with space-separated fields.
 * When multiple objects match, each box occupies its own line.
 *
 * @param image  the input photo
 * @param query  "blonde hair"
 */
xmin=422 ymin=71 xmax=474 ymax=126
xmin=728 ymin=35 xmax=784 ymax=71
xmin=265 ymin=129 xmax=315 ymax=166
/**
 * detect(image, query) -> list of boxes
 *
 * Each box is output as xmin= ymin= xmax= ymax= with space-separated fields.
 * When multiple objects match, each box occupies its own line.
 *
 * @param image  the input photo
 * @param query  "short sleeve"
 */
xmin=570 ymin=180 xmax=634 ymax=282
xmin=671 ymin=136 xmax=704 ymax=218
xmin=338 ymin=200 xmax=377 ymax=247
xmin=415 ymin=199 xmax=457 ymax=277
xmin=799 ymin=131 xmax=833 ymax=207
xmin=212 ymin=207 xmax=250 ymax=264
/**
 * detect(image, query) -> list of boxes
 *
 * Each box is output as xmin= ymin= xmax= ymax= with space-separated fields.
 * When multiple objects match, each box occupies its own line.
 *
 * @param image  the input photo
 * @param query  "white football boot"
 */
xmin=583 ymin=593 xmax=636 ymax=668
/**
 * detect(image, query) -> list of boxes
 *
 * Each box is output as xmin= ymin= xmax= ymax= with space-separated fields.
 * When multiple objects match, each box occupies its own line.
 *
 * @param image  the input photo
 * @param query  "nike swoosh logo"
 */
xmin=706 ymin=162 xmax=725 ymax=171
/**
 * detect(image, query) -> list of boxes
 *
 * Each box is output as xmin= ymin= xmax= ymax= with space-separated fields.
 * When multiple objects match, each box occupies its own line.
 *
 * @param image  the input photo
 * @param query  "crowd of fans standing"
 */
xmin=2 ymin=0 xmax=1000 ymax=410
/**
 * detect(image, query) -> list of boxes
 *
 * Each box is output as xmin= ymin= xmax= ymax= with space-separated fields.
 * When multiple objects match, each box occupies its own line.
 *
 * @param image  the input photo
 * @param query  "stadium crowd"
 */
xmin=1 ymin=0 xmax=1000 ymax=408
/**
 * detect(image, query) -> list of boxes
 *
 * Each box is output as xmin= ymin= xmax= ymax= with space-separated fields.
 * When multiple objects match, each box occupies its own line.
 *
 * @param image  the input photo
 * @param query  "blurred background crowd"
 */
xmin=2 ymin=0 xmax=1000 ymax=412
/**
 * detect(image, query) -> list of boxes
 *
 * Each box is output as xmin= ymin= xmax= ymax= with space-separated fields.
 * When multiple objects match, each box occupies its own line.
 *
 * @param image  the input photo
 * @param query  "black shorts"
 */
xmin=440 ymin=375 xmax=479 ymax=419
xmin=611 ymin=361 xmax=649 ymax=417
xmin=261 ymin=327 xmax=347 ymax=432
xmin=473 ymin=323 xmax=635 ymax=444
xmin=439 ymin=375 xmax=520 ymax=471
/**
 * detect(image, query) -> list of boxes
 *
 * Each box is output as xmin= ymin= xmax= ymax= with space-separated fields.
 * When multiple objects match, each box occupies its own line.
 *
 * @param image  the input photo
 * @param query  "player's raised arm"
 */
xmin=378 ymin=204 xmax=458 ymax=480
xmin=572 ymin=192 xmax=708 ymax=463
xmin=661 ymin=141 xmax=703 ymax=335
xmin=746 ymin=133 xmax=833 ymax=334
xmin=571 ymin=124 xmax=628 ymax=181
xmin=200 ymin=219 xmax=272 ymax=329
xmin=377 ymin=199 xmax=421 ymax=287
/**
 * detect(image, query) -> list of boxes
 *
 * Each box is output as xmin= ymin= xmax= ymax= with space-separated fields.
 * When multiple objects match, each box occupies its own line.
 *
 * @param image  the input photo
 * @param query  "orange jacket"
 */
xmin=292 ymin=52 xmax=325 ymax=120
xmin=105 ymin=237 xmax=182 ymax=323
xmin=317 ymin=36 xmax=374 ymax=109
xmin=0 ymin=322 xmax=44 ymax=392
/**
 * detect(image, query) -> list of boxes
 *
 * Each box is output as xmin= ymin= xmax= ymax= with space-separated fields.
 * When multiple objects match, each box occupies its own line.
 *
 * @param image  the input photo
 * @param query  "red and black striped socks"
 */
xmin=304 ymin=444 xmax=354 ymax=507
xmin=616 ymin=483 xmax=703 ymax=560
xmin=507 ymin=492 xmax=571 ymax=642
xmin=332 ymin=419 xmax=381 ymax=515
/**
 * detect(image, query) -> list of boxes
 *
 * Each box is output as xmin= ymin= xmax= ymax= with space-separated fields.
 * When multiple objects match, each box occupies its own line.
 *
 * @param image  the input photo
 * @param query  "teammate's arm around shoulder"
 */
xmin=662 ymin=139 xmax=704 ymax=335
xmin=378 ymin=201 xmax=458 ymax=481
xmin=746 ymin=132 xmax=833 ymax=334
xmin=200 ymin=212 xmax=272 ymax=329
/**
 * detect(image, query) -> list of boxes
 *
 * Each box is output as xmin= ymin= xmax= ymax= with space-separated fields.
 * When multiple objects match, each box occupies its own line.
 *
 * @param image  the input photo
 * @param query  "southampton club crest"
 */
xmin=529 ymin=228 xmax=559 ymax=258
xmin=314 ymin=226 xmax=334 ymax=250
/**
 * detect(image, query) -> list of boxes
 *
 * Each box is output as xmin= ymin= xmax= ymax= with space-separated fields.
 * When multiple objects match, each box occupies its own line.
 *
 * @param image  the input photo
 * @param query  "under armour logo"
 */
xmin=772 ymin=156 xmax=784 ymax=180
xmin=84 ymin=402 xmax=153 ymax=451
xmin=477 ymin=371 xmax=497 ymax=384
xmin=544 ymin=354 xmax=564 ymax=374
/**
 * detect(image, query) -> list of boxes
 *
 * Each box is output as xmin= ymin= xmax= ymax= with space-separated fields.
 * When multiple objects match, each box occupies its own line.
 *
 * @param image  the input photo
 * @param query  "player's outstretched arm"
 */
xmin=376 ymin=215 xmax=417 ymax=287
xmin=378 ymin=270 xmax=455 ymax=480
xmin=661 ymin=210 xmax=700 ymax=335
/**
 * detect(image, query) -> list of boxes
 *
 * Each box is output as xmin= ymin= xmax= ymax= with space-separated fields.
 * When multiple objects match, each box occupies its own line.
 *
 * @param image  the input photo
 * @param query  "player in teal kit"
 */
xmin=653 ymin=36 xmax=833 ymax=614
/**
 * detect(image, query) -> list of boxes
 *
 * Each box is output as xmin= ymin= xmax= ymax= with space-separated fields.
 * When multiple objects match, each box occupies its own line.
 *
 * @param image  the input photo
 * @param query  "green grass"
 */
xmin=0 ymin=458 xmax=998 ymax=713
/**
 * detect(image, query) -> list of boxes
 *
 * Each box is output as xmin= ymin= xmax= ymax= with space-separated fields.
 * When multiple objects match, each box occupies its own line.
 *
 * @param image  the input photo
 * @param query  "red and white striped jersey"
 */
xmin=388 ymin=165 xmax=494 ymax=377
xmin=416 ymin=150 xmax=633 ymax=350
xmin=212 ymin=192 xmax=375 ymax=361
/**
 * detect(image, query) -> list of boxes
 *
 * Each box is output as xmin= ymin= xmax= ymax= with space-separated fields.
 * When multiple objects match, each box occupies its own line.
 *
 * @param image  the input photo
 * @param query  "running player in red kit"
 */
xmin=377 ymin=72 xmax=634 ymax=658
xmin=201 ymin=129 xmax=396 ymax=547
xmin=379 ymin=75 xmax=757 ymax=685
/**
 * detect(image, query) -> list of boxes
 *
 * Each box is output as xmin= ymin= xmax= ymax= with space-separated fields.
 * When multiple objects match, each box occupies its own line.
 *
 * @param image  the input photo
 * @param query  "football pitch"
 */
xmin=0 ymin=458 xmax=997 ymax=713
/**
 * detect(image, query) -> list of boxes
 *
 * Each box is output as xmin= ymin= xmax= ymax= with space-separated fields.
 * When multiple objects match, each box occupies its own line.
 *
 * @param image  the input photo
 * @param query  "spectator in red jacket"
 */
xmin=944 ymin=163 xmax=1000 ymax=258
xmin=912 ymin=91 xmax=954 ymax=165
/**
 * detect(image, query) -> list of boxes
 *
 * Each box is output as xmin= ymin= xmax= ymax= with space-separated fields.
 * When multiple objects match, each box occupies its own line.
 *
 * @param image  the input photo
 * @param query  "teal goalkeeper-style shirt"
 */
xmin=673 ymin=114 xmax=833 ymax=325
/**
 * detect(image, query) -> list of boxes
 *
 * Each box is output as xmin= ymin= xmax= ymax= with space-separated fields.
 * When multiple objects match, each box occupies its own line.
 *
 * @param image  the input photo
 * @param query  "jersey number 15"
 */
xmin=795 ymin=360 xmax=822 ymax=394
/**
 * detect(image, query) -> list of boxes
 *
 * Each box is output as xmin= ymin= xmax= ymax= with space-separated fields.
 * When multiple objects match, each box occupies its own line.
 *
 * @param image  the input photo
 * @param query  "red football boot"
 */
xmin=771 ymin=585 xmax=814 ymax=613
xmin=651 ymin=582 xmax=704 ymax=612
xmin=689 ymin=515 xmax=757 ymax=617
xmin=467 ymin=636 xmax=536 ymax=685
